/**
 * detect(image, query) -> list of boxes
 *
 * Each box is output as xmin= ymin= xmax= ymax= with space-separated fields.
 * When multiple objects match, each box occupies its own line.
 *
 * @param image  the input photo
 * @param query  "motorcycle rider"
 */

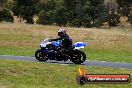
xmin=51 ymin=28 xmax=72 ymax=61
xmin=51 ymin=28 xmax=72 ymax=49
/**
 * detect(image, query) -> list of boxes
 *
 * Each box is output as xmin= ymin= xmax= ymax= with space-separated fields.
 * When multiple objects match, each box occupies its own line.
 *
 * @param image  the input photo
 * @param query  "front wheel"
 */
xmin=35 ymin=49 xmax=49 ymax=62
xmin=71 ymin=50 xmax=86 ymax=64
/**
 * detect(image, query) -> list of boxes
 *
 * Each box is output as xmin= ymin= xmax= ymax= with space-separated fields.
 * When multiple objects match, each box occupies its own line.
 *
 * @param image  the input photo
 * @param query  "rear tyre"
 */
xmin=35 ymin=49 xmax=49 ymax=62
xmin=71 ymin=50 xmax=86 ymax=64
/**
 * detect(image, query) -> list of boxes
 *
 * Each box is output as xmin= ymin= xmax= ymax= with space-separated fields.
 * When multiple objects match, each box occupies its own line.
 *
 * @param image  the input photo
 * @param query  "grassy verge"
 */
xmin=0 ymin=23 xmax=132 ymax=62
xmin=84 ymin=48 xmax=132 ymax=62
xmin=0 ymin=59 xmax=132 ymax=88
xmin=0 ymin=47 xmax=35 ymax=57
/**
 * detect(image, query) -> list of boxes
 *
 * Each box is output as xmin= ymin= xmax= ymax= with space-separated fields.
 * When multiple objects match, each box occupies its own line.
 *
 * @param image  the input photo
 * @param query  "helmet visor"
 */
xmin=58 ymin=32 xmax=63 ymax=36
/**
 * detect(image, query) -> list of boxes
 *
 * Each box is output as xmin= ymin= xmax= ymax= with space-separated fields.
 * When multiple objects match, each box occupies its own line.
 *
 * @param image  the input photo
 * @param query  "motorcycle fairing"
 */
xmin=40 ymin=42 xmax=52 ymax=48
xmin=52 ymin=41 xmax=61 ymax=47
xmin=74 ymin=42 xmax=87 ymax=49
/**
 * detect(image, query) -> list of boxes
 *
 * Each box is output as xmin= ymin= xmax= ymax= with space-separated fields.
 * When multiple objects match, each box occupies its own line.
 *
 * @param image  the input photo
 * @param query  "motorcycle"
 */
xmin=35 ymin=38 xmax=87 ymax=64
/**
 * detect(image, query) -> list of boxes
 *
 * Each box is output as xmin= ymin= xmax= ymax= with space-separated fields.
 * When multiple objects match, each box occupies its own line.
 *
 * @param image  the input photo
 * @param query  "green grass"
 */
xmin=0 ymin=47 xmax=36 ymax=57
xmin=0 ymin=59 xmax=132 ymax=88
xmin=84 ymin=48 xmax=132 ymax=62
xmin=0 ymin=23 xmax=132 ymax=63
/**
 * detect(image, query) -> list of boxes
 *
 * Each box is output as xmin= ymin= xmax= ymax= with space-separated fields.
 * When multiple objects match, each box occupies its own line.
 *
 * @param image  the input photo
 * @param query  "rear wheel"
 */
xmin=71 ymin=50 xmax=86 ymax=64
xmin=35 ymin=49 xmax=49 ymax=62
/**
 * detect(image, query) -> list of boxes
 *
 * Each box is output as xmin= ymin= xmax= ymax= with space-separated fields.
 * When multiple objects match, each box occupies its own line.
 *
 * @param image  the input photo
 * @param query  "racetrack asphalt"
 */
xmin=0 ymin=55 xmax=132 ymax=69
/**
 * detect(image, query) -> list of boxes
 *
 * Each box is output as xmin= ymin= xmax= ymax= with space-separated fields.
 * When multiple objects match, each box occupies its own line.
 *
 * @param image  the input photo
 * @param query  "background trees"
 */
xmin=0 ymin=0 xmax=13 ymax=22
xmin=0 ymin=8 xmax=13 ymax=22
xmin=0 ymin=0 xmax=132 ymax=28
xmin=0 ymin=0 xmax=7 ymax=8
xmin=117 ymin=0 xmax=132 ymax=16
xmin=12 ymin=0 xmax=40 ymax=23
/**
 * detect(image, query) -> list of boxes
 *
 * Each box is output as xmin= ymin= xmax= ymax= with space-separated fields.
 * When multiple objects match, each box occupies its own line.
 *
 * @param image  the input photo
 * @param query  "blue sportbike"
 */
xmin=35 ymin=38 xmax=87 ymax=64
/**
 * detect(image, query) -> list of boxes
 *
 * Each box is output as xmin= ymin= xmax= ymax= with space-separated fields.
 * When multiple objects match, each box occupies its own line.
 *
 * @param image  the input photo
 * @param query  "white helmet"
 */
xmin=58 ymin=28 xmax=66 ymax=37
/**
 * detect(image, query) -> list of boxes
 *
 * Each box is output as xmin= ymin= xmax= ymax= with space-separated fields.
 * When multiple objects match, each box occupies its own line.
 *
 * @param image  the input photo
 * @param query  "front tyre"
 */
xmin=35 ymin=49 xmax=49 ymax=62
xmin=71 ymin=50 xmax=86 ymax=64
